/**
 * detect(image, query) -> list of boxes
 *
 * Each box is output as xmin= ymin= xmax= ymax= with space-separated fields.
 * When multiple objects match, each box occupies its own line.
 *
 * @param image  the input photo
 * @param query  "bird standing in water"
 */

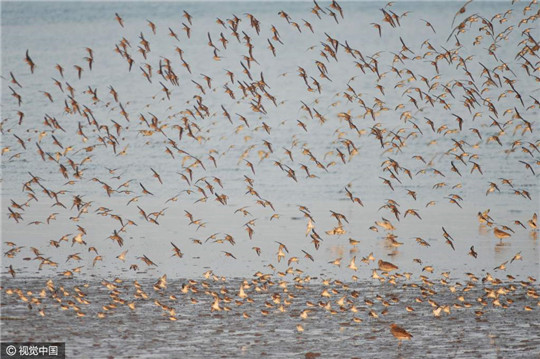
xmin=390 ymin=323 xmax=413 ymax=346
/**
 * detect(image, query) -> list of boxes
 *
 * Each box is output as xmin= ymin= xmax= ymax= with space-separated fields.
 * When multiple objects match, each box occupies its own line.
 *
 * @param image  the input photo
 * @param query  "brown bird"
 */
xmin=170 ymin=242 xmax=183 ymax=258
xmin=421 ymin=19 xmax=436 ymax=33
xmin=115 ymin=13 xmax=124 ymax=27
xmin=10 ymin=72 xmax=22 ymax=87
xmin=150 ymin=168 xmax=163 ymax=184
xmin=24 ymin=50 xmax=35 ymax=73
xmin=116 ymin=250 xmax=128 ymax=262
xmin=379 ymin=259 xmax=398 ymax=272
xmin=147 ymin=19 xmax=156 ymax=34
xmin=74 ymin=65 xmax=83 ymax=79
xmin=390 ymin=323 xmax=413 ymax=343
xmin=8 ymin=265 xmax=16 ymax=278
xmin=183 ymin=10 xmax=192 ymax=25
xmin=493 ymin=227 xmax=511 ymax=240
xmin=55 ymin=64 xmax=64 ymax=77
xmin=510 ymin=252 xmax=522 ymax=263
xmin=139 ymin=255 xmax=157 ymax=266
xmin=139 ymin=183 xmax=154 ymax=196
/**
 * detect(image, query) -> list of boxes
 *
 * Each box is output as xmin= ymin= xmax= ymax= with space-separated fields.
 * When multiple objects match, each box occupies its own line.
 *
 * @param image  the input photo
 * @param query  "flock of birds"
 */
xmin=2 ymin=0 xmax=539 ymax=346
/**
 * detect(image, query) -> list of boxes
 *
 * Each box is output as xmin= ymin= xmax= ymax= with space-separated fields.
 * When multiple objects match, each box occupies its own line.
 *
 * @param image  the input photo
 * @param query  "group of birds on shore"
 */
xmin=2 ymin=268 xmax=539 ymax=346
xmin=2 ymin=0 xmax=539 ymax=343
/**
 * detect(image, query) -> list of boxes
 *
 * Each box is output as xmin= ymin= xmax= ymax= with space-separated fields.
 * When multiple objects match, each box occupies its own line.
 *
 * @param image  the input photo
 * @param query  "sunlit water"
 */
xmin=2 ymin=276 xmax=540 ymax=358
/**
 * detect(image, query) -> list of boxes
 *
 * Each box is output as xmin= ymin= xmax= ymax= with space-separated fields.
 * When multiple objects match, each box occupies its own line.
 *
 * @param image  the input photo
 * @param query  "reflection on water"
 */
xmin=2 ymin=276 xmax=539 ymax=358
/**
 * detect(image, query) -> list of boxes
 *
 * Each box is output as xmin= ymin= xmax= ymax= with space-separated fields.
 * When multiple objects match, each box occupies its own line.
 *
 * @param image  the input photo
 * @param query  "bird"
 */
xmin=510 ymin=252 xmax=522 ymax=263
xmin=378 ymin=259 xmax=398 ymax=272
xmin=24 ymin=50 xmax=35 ymax=73
xmin=494 ymin=227 xmax=511 ymax=240
xmin=348 ymin=256 xmax=358 ymax=271
xmin=390 ymin=323 xmax=413 ymax=343
xmin=139 ymin=255 xmax=157 ymax=266
xmin=116 ymin=250 xmax=128 ymax=262
xmin=0 ymin=0 xmax=538 ymax=340
xmin=115 ymin=13 xmax=124 ymax=27
xmin=170 ymin=242 xmax=183 ymax=258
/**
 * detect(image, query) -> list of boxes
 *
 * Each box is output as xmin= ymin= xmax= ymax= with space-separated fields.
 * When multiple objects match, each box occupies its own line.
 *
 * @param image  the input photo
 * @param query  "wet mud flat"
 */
xmin=2 ymin=276 xmax=539 ymax=358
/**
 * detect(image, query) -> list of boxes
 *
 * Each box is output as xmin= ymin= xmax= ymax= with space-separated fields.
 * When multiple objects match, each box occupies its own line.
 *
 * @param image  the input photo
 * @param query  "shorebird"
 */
xmin=378 ymin=259 xmax=398 ymax=272
xmin=494 ymin=227 xmax=512 ymax=240
xmin=1 ymin=0 xmax=538 ymax=341
xmin=390 ymin=323 xmax=412 ymax=345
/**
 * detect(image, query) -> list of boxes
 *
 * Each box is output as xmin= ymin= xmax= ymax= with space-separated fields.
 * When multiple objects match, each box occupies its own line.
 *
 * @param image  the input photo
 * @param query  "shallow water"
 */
xmin=2 ymin=276 xmax=540 ymax=358
xmin=1 ymin=0 xmax=539 ymax=357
